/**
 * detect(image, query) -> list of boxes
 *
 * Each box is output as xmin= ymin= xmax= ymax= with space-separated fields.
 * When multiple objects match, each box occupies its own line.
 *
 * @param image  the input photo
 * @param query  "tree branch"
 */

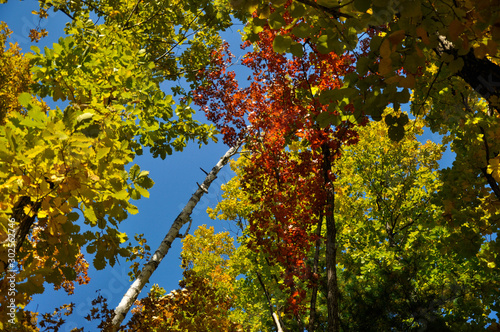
xmin=435 ymin=38 xmax=500 ymax=112
xmin=295 ymin=0 xmax=353 ymax=19
xmin=308 ymin=211 xmax=323 ymax=331
xmin=255 ymin=269 xmax=285 ymax=332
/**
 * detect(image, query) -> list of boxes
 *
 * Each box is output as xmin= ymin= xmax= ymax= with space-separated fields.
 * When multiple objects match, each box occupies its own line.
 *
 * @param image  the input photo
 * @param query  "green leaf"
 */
xmin=395 ymin=89 xmax=411 ymax=103
xmin=385 ymin=114 xmax=397 ymax=126
xmin=129 ymin=164 xmax=140 ymax=179
xmin=269 ymin=12 xmax=286 ymax=30
xmin=30 ymin=45 xmax=40 ymax=54
xmin=67 ymin=212 xmax=80 ymax=221
xmin=93 ymin=255 xmax=106 ymax=270
xmin=356 ymin=56 xmax=371 ymax=76
xmin=290 ymin=3 xmax=306 ymax=18
xmin=316 ymin=111 xmax=340 ymax=128
xmin=292 ymin=23 xmax=312 ymax=39
xmin=130 ymin=188 xmax=141 ymax=200
xmin=354 ymin=0 xmax=371 ymax=12
xmin=86 ymin=244 xmax=96 ymax=254
xmin=273 ymin=35 xmax=292 ymax=54
xmin=397 ymin=113 xmax=409 ymax=126
xmin=388 ymin=125 xmax=405 ymax=141
xmin=290 ymin=42 xmax=304 ymax=58
xmin=448 ymin=57 xmax=464 ymax=74
xmin=53 ymin=42 xmax=63 ymax=55
xmin=76 ymin=112 xmax=94 ymax=122
xmin=18 ymin=92 xmax=32 ymax=107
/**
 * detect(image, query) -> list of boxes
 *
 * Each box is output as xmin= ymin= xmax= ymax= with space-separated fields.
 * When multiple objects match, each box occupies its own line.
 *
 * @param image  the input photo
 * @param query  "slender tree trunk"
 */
xmin=322 ymin=144 xmax=340 ymax=332
xmin=308 ymin=212 xmax=323 ymax=331
xmin=109 ymin=142 xmax=241 ymax=331
xmin=255 ymin=270 xmax=285 ymax=332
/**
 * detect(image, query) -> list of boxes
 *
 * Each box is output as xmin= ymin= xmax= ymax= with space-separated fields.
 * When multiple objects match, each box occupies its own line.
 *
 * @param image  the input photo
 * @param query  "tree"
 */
xmin=194 ymin=18 xmax=365 ymax=330
xmin=228 ymin=0 xmax=500 ymax=217
xmin=0 ymin=22 xmax=32 ymax=125
xmin=2 ymin=0 xmax=500 ymax=330
xmin=125 ymin=225 xmax=243 ymax=331
xmin=0 ymin=0 xmax=234 ymax=328
xmin=232 ymin=0 xmax=500 ymax=125
xmin=335 ymin=116 xmax=499 ymax=330
xmin=111 ymin=141 xmax=241 ymax=330
xmin=208 ymin=115 xmax=499 ymax=330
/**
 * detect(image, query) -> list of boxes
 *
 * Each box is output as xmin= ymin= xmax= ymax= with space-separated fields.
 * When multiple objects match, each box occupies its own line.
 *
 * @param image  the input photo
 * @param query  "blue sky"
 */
xmin=1 ymin=1 xmax=455 ymax=330
xmin=1 ymin=1 xmax=246 ymax=329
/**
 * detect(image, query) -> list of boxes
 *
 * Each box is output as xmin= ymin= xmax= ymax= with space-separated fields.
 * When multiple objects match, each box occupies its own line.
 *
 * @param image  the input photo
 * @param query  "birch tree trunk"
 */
xmin=110 ymin=142 xmax=242 ymax=331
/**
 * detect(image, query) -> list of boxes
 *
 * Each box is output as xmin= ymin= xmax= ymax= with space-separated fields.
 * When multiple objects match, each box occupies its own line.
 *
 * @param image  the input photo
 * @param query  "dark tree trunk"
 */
xmin=456 ymin=48 xmax=500 ymax=112
xmin=322 ymin=144 xmax=340 ymax=332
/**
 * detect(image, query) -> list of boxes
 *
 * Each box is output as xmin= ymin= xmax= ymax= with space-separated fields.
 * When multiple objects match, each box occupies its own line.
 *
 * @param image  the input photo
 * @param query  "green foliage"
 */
xmin=126 ymin=225 xmax=246 ymax=331
xmin=335 ymin=115 xmax=499 ymax=330
xmin=0 ymin=0 xmax=233 ymax=327
xmin=204 ymin=115 xmax=499 ymax=330
xmin=2 ymin=0 xmax=500 ymax=329
xmin=234 ymin=0 xmax=500 ymax=138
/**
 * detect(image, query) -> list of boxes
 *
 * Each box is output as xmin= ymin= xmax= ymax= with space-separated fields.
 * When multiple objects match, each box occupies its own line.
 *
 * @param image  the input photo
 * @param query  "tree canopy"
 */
xmin=0 ymin=0 xmax=499 ymax=330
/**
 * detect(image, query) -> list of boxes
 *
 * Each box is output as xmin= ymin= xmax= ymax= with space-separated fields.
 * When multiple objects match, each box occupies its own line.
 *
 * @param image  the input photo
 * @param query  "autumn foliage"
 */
xmin=194 ymin=12 xmax=365 ymax=314
xmin=1 ymin=0 xmax=500 ymax=329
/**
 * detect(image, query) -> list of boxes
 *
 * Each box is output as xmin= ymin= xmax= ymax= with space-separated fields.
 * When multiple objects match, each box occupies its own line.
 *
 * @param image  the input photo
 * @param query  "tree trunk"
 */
xmin=456 ymin=48 xmax=500 ymax=111
xmin=308 ymin=212 xmax=323 ymax=331
xmin=322 ymin=144 xmax=340 ymax=332
xmin=436 ymin=36 xmax=500 ymax=112
xmin=255 ymin=270 xmax=285 ymax=332
xmin=109 ymin=142 xmax=242 ymax=331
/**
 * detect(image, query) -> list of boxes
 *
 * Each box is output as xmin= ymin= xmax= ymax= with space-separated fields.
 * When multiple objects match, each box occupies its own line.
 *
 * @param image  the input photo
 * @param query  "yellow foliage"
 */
xmin=487 ymin=156 xmax=500 ymax=183
xmin=0 ymin=22 xmax=33 ymax=124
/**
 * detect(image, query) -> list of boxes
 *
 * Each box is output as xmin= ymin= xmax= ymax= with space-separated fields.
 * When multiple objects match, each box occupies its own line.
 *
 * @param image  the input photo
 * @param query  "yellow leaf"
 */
xmin=487 ymin=156 xmax=500 ymax=182
xmin=24 ymin=205 xmax=35 ymax=217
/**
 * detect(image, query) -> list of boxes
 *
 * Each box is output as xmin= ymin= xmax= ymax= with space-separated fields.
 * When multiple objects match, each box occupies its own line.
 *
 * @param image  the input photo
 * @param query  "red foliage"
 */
xmin=194 ymin=10 xmax=366 ymax=314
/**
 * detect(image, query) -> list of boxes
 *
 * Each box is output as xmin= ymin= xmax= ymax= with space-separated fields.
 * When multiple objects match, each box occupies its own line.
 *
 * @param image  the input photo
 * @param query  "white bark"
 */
xmin=110 ymin=142 xmax=242 ymax=331
xmin=272 ymin=312 xmax=285 ymax=332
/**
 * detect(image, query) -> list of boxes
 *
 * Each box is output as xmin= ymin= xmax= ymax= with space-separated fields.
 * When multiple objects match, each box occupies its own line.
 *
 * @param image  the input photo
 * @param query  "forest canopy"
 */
xmin=0 ymin=0 xmax=499 ymax=331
